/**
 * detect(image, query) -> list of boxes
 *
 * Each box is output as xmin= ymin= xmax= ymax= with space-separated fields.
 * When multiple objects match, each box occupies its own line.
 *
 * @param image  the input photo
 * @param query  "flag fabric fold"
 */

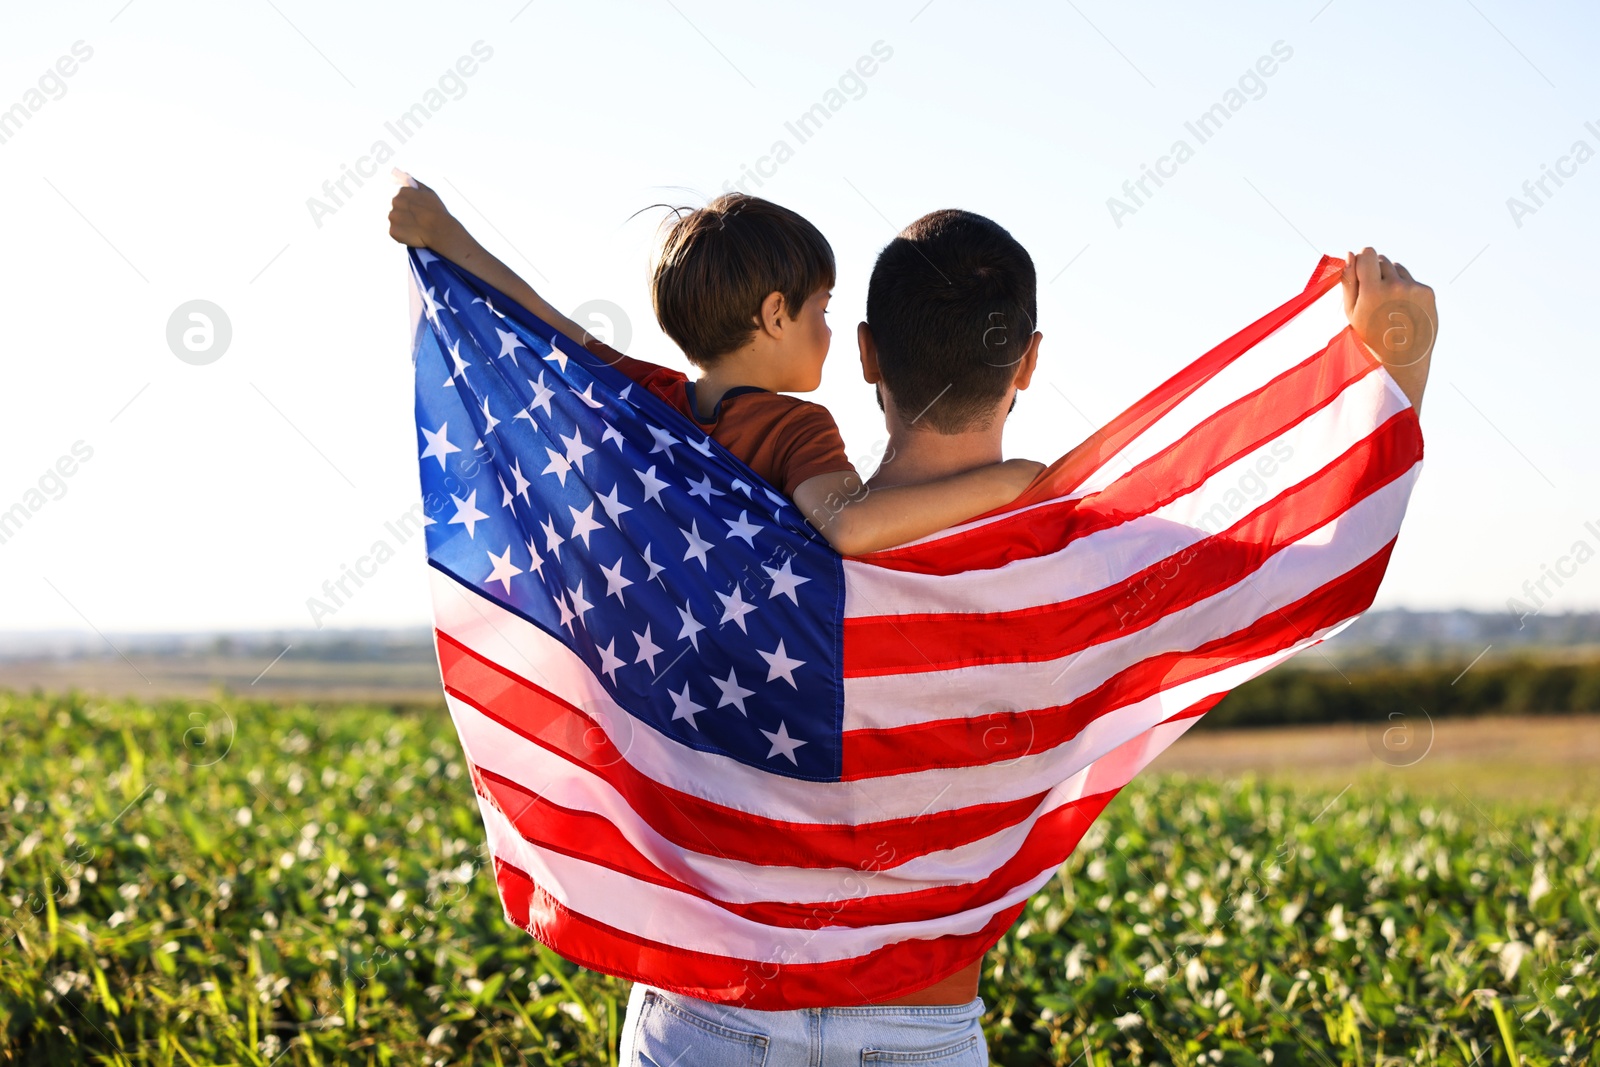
xmin=405 ymin=248 xmax=1422 ymax=1009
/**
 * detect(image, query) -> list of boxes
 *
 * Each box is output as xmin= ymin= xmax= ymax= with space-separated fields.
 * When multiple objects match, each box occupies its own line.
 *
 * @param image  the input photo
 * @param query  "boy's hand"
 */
xmin=390 ymin=181 xmax=596 ymax=354
xmin=797 ymin=457 xmax=1046 ymax=556
xmin=999 ymin=458 xmax=1046 ymax=492
xmin=1341 ymin=246 xmax=1436 ymax=412
xmin=389 ymin=182 xmax=461 ymax=249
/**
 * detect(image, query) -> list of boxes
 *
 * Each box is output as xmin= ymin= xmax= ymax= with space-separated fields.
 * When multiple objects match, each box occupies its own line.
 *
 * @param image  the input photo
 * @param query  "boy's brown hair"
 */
xmin=650 ymin=194 xmax=835 ymax=367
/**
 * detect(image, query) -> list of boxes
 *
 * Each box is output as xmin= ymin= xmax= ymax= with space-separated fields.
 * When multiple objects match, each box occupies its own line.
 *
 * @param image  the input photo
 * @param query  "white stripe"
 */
xmin=475 ymin=786 xmax=1058 ymax=965
xmin=844 ymin=359 xmax=1407 ymax=618
xmin=1069 ymin=288 xmax=1356 ymax=500
xmin=876 ymin=285 xmax=1355 ymax=552
xmin=431 ymin=566 xmax=1346 ymax=822
xmin=451 ymin=691 xmax=1199 ymax=904
xmin=842 ymin=467 xmax=1417 ymax=731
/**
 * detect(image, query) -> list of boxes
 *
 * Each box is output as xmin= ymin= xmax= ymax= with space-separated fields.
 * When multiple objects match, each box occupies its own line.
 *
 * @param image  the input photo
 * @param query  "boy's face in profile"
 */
xmin=779 ymin=287 xmax=833 ymax=392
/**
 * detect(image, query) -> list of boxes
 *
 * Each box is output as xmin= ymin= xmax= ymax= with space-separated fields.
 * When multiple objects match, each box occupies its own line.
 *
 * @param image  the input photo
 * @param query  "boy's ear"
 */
xmin=758 ymin=291 xmax=787 ymax=338
xmin=1011 ymin=331 xmax=1042 ymax=391
xmin=857 ymin=321 xmax=882 ymax=384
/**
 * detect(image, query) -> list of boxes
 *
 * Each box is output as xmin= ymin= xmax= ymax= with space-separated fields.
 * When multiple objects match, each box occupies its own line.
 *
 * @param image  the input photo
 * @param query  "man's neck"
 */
xmin=870 ymin=418 xmax=1005 ymax=488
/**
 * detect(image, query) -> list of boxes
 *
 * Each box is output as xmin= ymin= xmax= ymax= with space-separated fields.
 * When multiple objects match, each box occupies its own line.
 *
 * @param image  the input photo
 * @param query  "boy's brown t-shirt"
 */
xmin=585 ymin=340 xmax=856 ymax=497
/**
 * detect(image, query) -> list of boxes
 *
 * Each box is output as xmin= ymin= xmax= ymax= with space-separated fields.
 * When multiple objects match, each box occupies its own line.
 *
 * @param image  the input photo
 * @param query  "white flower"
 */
xmin=1528 ymin=864 xmax=1550 ymax=907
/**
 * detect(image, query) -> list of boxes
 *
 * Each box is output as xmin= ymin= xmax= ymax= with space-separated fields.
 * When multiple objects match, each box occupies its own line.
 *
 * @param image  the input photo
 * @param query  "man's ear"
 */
xmin=1012 ymin=331 xmax=1043 ymax=391
xmin=857 ymin=321 xmax=882 ymax=384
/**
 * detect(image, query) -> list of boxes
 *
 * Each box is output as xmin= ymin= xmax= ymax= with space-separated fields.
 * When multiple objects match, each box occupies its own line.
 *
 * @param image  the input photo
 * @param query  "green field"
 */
xmin=1 ymin=691 xmax=1595 ymax=1066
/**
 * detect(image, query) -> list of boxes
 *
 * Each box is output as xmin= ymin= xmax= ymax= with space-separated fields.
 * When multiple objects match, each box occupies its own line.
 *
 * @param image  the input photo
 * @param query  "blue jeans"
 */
xmin=619 ymin=983 xmax=989 ymax=1066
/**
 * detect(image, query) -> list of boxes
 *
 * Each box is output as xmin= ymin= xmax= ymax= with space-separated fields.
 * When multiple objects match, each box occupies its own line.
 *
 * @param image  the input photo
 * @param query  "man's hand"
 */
xmin=1342 ymin=246 xmax=1437 ymax=413
xmin=389 ymin=182 xmax=462 ymax=249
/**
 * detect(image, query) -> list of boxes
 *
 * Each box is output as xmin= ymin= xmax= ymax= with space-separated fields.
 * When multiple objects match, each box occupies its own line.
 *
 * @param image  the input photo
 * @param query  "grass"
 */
xmin=1 ymin=690 xmax=1595 ymax=1065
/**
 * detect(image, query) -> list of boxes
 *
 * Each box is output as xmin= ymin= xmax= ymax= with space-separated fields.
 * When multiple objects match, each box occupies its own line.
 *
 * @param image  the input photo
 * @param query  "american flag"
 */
xmin=406 ymin=248 xmax=1421 ymax=1009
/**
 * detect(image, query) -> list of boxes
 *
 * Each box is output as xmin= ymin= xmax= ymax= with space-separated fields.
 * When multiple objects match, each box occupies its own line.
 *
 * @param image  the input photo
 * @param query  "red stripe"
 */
xmin=845 ymin=405 xmax=1420 ymax=675
xmin=841 ymin=539 xmax=1395 ymax=779
xmin=474 ymin=761 xmax=1117 ymax=928
xmin=438 ymin=632 xmax=1047 ymax=869
xmin=854 ymin=256 xmax=1356 ymax=574
xmin=491 ymin=856 xmax=1025 ymax=1010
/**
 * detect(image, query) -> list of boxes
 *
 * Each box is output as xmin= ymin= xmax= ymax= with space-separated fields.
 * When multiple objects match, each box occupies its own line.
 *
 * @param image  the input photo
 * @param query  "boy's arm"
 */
xmin=1342 ymin=246 xmax=1437 ymax=414
xmin=792 ymin=461 xmax=1044 ymax=557
xmin=389 ymin=182 xmax=592 ymax=350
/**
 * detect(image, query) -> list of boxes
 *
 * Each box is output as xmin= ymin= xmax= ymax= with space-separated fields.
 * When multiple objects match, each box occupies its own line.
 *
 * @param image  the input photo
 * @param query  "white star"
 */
xmin=601 ymin=421 xmax=625 ymax=449
xmin=619 ymin=384 xmax=633 ymax=402
xmin=496 ymin=327 xmax=526 ymax=362
xmin=641 ymin=543 xmax=665 ymax=583
xmin=441 ymin=287 xmax=458 ymax=313
xmin=575 ymin=383 xmax=603 ymax=409
xmin=760 ymin=720 xmax=807 ymax=765
xmin=555 ymin=590 xmax=575 ymax=631
xmin=632 ymin=625 xmax=663 ymax=672
xmin=544 ymin=343 xmax=569 ymax=373
xmin=599 ymin=557 xmax=633 ymax=604
xmin=724 ymin=510 xmax=762 ymax=546
xmin=688 ymin=436 xmax=716 ymax=457
xmin=716 ymin=584 xmax=757 ymax=633
xmin=596 ymin=638 xmax=625 ymax=683
xmin=680 ymin=521 xmax=713 ymax=568
xmin=560 ymin=429 xmax=594 ymax=473
xmin=542 ymin=447 xmax=572 ymax=486
xmin=472 ymin=294 xmax=504 ymax=317
xmin=540 ymin=516 xmax=564 ymax=561
xmin=763 ymin=557 xmax=810 ymax=604
xmin=479 ymin=397 xmax=500 ymax=436
xmin=712 ymin=668 xmax=754 ymax=715
xmin=448 ymin=340 xmax=470 ymax=380
xmin=596 ymin=484 xmax=632 ymax=525
xmin=686 ymin=474 xmax=724 ymax=503
xmin=567 ymin=503 xmax=603 ymax=548
xmin=510 ymin=458 xmax=532 ymax=506
xmin=758 ymin=639 xmax=805 ymax=688
xmin=418 ymin=249 xmax=440 ymax=265
xmin=636 ymin=465 xmax=670 ymax=505
xmin=497 ymin=473 xmax=514 ymax=509
xmin=527 ymin=373 xmax=556 ymax=416
xmin=447 ymin=490 xmax=489 ymax=538
xmin=732 ymin=479 xmax=753 ymax=497
xmin=525 ymin=535 xmax=545 ymax=577
xmin=566 ymin=582 xmax=594 ymax=625
xmin=484 ymin=545 xmax=522 ymax=594
xmin=669 ymin=684 xmax=704 ymax=729
xmin=765 ymin=489 xmax=787 ymax=507
xmin=676 ymin=602 xmax=704 ymax=650
xmin=648 ymin=424 xmax=680 ymax=460
xmin=421 ymin=286 xmax=444 ymax=326
xmin=420 ymin=423 xmax=460 ymax=470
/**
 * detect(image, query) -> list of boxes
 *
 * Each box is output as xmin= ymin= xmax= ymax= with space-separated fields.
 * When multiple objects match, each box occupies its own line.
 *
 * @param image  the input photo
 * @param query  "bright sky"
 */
xmin=1 ymin=0 xmax=1596 ymax=634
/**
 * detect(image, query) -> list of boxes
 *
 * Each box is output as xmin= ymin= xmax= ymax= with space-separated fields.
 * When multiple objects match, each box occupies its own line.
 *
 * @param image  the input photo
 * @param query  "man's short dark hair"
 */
xmin=651 ymin=194 xmax=835 ymax=367
xmin=866 ymin=209 xmax=1037 ymax=433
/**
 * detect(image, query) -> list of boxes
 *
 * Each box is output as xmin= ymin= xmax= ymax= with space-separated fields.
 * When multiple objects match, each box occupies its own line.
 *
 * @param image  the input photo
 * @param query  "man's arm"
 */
xmin=1342 ymin=246 xmax=1437 ymax=414
xmin=389 ymin=182 xmax=592 ymax=350
xmin=792 ymin=461 xmax=1044 ymax=557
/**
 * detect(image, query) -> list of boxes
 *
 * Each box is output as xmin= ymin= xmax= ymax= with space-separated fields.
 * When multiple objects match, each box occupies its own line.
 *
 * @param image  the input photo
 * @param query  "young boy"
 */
xmin=388 ymin=184 xmax=1044 ymax=555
